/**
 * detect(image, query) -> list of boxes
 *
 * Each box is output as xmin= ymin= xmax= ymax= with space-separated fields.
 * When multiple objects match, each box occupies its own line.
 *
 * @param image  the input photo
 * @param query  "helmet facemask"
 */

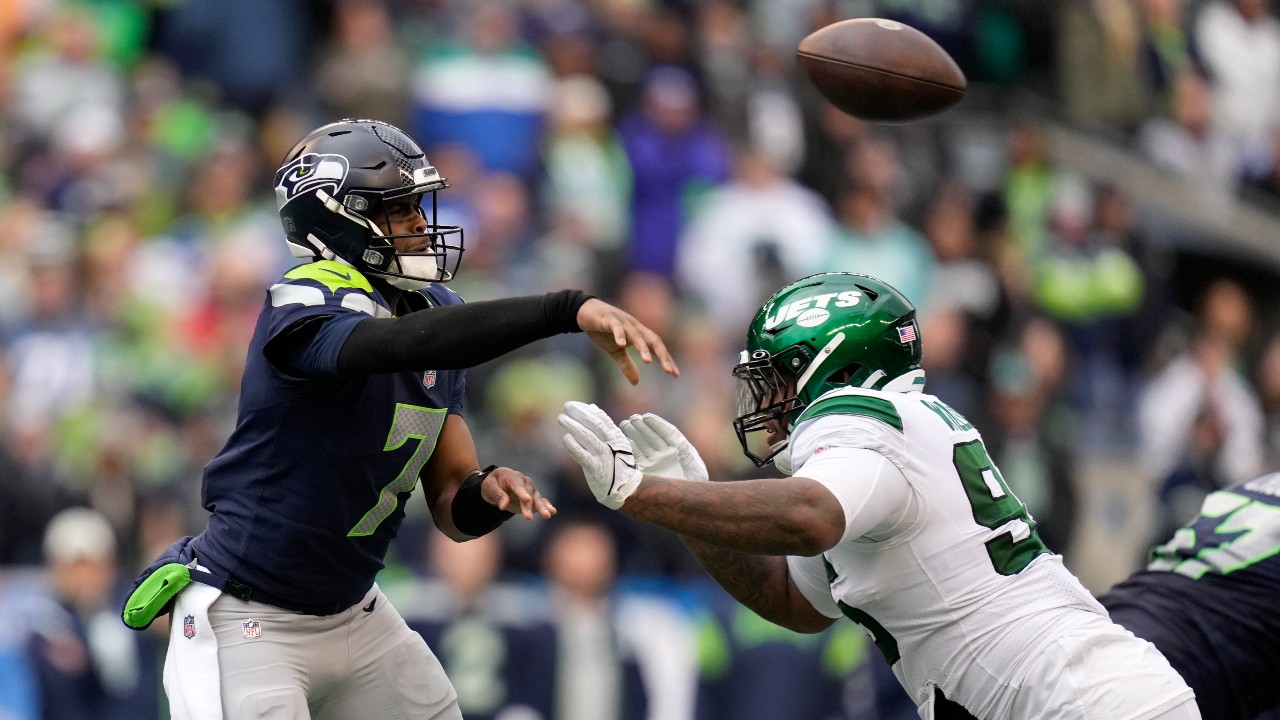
xmin=732 ymin=348 xmax=807 ymax=467
xmin=338 ymin=183 xmax=464 ymax=290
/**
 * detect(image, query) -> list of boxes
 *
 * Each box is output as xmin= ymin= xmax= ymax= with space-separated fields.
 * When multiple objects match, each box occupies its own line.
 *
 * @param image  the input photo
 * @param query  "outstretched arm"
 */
xmin=621 ymin=475 xmax=845 ymax=556
xmin=335 ymin=293 xmax=678 ymax=383
xmin=680 ymin=536 xmax=836 ymax=633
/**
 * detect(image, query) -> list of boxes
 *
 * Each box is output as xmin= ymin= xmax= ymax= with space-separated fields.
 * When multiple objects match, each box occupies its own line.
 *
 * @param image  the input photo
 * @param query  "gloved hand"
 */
xmin=558 ymin=401 xmax=642 ymax=509
xmin=620 ymin=413 xmax=709 ymax=482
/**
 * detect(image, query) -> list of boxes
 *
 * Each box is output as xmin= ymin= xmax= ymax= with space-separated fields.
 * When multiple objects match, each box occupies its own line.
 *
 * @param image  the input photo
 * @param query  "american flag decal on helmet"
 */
xmin=897 ymin=323 xmax=917 ymax=343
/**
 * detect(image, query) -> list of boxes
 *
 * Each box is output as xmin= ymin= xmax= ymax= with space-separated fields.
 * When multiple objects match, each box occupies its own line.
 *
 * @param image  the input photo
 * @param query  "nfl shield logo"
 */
xmin=423 ymin=371 xmax=437 ymax=389
xmin=242 ymin=619 xmax=262 ymax=640
xmin=183 ymin=615 xmax=196 ymax=639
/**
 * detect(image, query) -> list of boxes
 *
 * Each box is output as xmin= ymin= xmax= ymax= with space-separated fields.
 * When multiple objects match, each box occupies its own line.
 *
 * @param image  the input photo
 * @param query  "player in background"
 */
xmin=1100 ymin=473 xmax=1280 ymax=720
xmin=558 ymin=272 xmax=1199 ymax=720
xmin=120 ymin=119 xmax=677 ymax=720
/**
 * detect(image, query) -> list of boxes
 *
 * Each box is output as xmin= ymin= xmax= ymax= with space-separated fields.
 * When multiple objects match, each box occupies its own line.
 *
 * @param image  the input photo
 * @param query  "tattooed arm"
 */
xmin=679 ymin=535 xmax=837 ymax=633
xmin=620 ymin=475 xmax=845 ymax=555
xmin=617 ymin=474 xmax=843 ymax=631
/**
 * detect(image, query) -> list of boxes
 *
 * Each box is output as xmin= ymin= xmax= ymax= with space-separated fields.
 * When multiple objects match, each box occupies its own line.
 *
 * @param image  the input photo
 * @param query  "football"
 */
xmin=797 ymin=18 xmax=967 ymax=123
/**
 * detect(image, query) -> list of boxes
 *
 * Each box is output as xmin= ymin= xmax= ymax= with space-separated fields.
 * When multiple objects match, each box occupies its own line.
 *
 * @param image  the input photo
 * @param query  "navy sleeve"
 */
xmin=260 ymin=261 xmax=396 ymax=378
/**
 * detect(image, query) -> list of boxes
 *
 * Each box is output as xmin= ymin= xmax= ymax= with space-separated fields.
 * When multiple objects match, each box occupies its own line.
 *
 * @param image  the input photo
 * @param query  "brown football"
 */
xmin=797 ymin=18 xmax=966 ymax=123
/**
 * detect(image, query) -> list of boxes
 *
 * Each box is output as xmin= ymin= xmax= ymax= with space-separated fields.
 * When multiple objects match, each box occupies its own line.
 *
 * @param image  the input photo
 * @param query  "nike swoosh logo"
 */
xmin=363 ymin=597 xmax=377 ymax=613
xmin=321 ymin=267 xmax=352 ymax=281
xmin=608 ymin=446 xmax=636 ymax=495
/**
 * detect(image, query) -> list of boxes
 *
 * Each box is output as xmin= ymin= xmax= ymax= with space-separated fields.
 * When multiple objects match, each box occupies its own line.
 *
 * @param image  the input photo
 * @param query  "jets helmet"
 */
xmin=733 ymin=273 xmax=923 ymax=466
xmin=274 ymin=119 xmax=463 ymax=290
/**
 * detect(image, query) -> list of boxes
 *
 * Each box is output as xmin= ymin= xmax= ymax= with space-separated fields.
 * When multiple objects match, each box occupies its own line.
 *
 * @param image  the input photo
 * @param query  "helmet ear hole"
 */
xmin=830 ymin=363 xmax=861 ymax=384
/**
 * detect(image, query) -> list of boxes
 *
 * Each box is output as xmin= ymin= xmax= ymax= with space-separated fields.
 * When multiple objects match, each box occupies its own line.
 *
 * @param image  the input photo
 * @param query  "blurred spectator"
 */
xmin=1137 ymin=68 xmax=1239 ymax=199
xmin=920 ymin=306 xmax=988 ymax=428
xmin=150 ymin=0 xmax=313 ymax=114
xmin=696 ymin=1 xmax=753 ymax=137
xmin=1002 ymin=123 xmax=1058 ymax=260
xmin=412 ymin=2 xmax=552 ymax=177
xmin=1139 ymin=280 xmax=1266 ymax=535
xmin=984 ymin=327 xmax=1081 ymax=554
xmin=542 ymin=519 xmax=698 ymax=720
xmin=618 ymin=65 xmax=732 ymax=279
xmin=1253 ymin=329 xmax=1280 ymax=467
xmin=470 ymin=355 xmax=595 ymax=573
xmin=799 ymin=104 xmax=869 ymax=208
xmin=695 ymin=583 xmax=873 ymax=720
xmin=1030 ymin=175 xmax=1144 ymax=445
xmin=2 ymin=215 xmax=97 ymax=478
xmin=9 ymin=7 xmax=125 ymax=163
xmin=1056 ymin=0 xmax=1149 ymax=131
xmin=923 ymin=182 xmax=1010 ymax=394
xmin=1140 ymin=0 xmax=1194 ymax=110
xmin=1195 ymin=0 xmax=1280 ymax=177
xmin=676 ymin=146 xmax=834 ymax=333
xmin=403 ymin=530 xmax=558 ymax=720
xmin=541 ymin=75 xmax=632 ymax=258
xmin=822 ymin=137 xmax=935 ymax=307
xmin=25 ymin=508 xmax=161 ymax=720
xmin=315 ymin=0 xmax=412 ymax=129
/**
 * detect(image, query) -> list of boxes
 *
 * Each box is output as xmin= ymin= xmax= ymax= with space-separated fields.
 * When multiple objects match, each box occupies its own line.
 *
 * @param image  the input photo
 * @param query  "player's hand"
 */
xmin=480 ymin=467 xmax=557 ymax=520
xmin=577 ymin=298 xmax=679 ymax=385
xmin=558 ymin=401 xmax=642 ymax=509
xmin=620 ymin=413 xmax=709 ymax=482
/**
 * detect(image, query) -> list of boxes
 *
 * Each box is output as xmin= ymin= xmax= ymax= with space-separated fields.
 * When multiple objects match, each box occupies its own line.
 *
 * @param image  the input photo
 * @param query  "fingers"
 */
xmin=611 ymin=348 xmax=641 ymax=386
xmin=630 ymin=415 xmax=668 ymax=453
xmin=561 ymin=432 xmax=594 ymax=471
xmin=640 ymin=414 xmax=685 ymax=446
xmin=637 ymin=325 xmax=679 ymax=378
xmin=562 ymin=401 xmax=618 ymax=438
xmin=582 ymin=301 xmax=680 ymax=380
xmin=491 ymin=470 xmax=558 ymax=521
xmin=621 ymin=415 xmax=656 ymax=455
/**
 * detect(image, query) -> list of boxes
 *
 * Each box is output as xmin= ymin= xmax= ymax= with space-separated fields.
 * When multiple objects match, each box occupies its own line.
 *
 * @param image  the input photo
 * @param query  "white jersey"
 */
xmin=784 ymin=382 xmax=1195 ymax=720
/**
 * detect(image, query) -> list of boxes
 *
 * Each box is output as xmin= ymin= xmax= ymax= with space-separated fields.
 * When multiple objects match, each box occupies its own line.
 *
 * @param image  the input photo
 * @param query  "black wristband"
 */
xmin=450 ymin=465 xmax=515 ymax=537
xmin=543 ymin=289 xmax=593 ymax=334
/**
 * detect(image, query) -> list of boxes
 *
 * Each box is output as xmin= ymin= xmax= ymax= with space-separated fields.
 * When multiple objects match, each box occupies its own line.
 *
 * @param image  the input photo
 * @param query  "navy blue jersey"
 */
xmin=191 ymin=260 xmax=466 ymax=613
xmin=1100 ymin=474 xmax=1280 ymax=720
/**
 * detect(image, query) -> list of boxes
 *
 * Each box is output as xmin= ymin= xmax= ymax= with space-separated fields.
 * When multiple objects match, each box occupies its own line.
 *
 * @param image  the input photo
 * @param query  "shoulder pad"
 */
xmin=796 ymin=388 xmax=902 ymax=432
xmin=284 ymin=260 xmax=373 ymax=294
xmin=421 ymin=284 xmax=466 ymax=308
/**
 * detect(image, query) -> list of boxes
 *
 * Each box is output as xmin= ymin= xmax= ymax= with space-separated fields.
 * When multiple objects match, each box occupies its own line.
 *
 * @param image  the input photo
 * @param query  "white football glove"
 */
xmin=620 ymin=413 xmax=709 ymax=482
xmin=558 ymin=401 xmax=642 ymax=510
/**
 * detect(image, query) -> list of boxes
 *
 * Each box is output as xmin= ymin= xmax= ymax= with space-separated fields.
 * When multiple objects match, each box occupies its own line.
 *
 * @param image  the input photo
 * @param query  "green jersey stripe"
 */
xmin=797 ymin=394 xmax=903 ymax=432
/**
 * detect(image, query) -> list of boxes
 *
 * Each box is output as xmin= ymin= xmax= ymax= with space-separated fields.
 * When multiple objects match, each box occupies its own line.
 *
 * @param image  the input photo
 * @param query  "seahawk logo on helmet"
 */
xmin=732 ymin=273 xmax=923 ymax=467
xmin=274 ymin=153 xmax=350 ymax=208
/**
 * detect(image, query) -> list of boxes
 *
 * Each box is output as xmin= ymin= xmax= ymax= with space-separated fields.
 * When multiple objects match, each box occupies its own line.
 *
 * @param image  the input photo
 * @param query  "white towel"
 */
xmin=163 ymin=581 xmax=223 ymax=720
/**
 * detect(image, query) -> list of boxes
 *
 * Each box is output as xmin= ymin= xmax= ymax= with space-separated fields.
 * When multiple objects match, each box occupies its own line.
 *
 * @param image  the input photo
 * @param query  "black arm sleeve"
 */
xmin=336 ymin=289 xmax=591 ymax=375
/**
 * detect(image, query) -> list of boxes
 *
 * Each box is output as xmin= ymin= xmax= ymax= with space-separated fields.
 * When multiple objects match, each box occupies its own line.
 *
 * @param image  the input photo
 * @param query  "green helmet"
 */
xmin=732 ymin=273 xmax=922 ymax=466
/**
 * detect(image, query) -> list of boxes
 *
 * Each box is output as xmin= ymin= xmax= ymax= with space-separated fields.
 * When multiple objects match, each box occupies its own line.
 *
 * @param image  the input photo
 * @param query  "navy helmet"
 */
xmin=274 ymin=119 xmax=463 ymax=290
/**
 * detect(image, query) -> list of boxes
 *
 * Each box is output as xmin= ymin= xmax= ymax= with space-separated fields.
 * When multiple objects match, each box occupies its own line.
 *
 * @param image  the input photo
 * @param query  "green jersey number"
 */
xmin=348 ymin=404 xmax=447 ymax=537
xmin=1149 ymin=490 xmax=1280 ymax=579
xmin=953 ymin=439 xmax=1050 ymax=575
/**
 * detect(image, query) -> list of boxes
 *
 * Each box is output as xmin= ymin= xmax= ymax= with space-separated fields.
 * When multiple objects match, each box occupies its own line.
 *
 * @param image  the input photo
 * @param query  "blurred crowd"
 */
xmin=5 ymin=0 xmax=1280 ymax=718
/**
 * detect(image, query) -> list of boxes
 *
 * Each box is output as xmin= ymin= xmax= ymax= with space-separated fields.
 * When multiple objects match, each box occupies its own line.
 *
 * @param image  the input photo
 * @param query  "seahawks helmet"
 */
xmin=733 ymin=273 xmax=922 ymax=466
xmin=274 ymin=119 xmax=463 ymax=290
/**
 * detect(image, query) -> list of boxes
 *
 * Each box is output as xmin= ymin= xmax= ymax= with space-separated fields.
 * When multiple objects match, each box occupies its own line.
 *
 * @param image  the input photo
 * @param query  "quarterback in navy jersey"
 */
xmin=122 ymin=119 xmax=677 ymax=720
xmin=1101 ymin=473 xmax=1280 ymax=720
